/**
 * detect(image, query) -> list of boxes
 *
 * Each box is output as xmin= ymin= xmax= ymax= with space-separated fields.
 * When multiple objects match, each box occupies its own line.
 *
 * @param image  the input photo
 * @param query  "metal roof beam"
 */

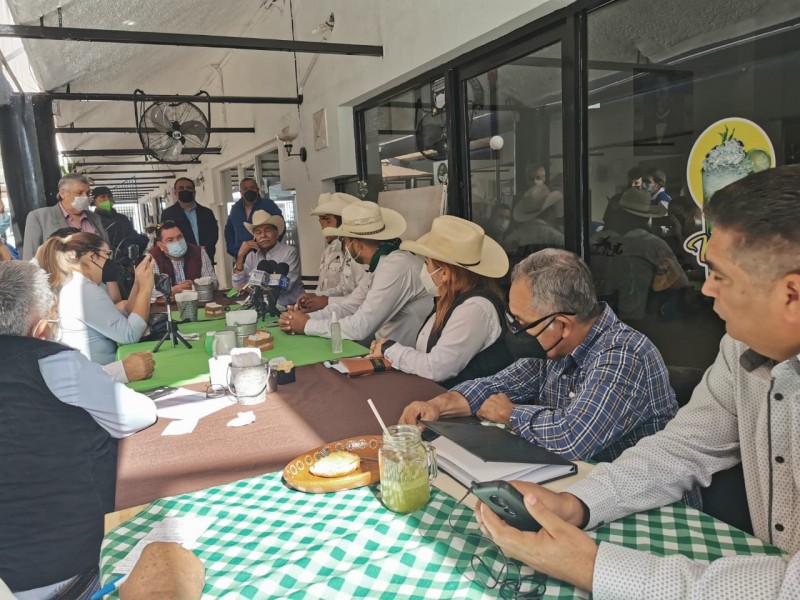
xmin=90 ymin=176 xmax=169 ymax=181
xmin=0 ymin=24 xmax=383 ymax=56
xmin=71 ymin=161 xmax=200 ymax=167
xmin=40 ymin=93 xmax=300 ymax=104
xmin=63 ymin=148 xmax=221 ymax=157
xmin=78 ymin=169 xmax=187 ymax=174
xmin=57 ymin=126 xmax=256 ymax=134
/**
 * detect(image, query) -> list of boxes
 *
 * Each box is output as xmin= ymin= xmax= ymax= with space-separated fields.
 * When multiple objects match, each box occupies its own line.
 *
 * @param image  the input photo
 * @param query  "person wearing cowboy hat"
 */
xmin=279 ymin=201 xmax=433 ymax=347
xmin=400 ymin=247 xmax=677 ymax=467
xmin=299 ymin=193 xmax=367 ymax=309
xmin=503 ymin=184 xmax=565 ymax=256
xmin=232 ymin=211 xmax=304 ymax=307
xmin=367 ymin=216 xmax=514 ymax=387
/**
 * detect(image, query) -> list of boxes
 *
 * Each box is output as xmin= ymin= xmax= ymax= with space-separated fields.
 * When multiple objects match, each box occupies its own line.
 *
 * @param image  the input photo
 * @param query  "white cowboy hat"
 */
xmin=513 ymin=184 xmax=564 ymax=223
xmin=400 ymin=215 xmax=509 ymax=278
xmin=310 ymin=192 xmax=361 ymax=217
xmin=245 ymin=210 xmax=286 ymax=237
xmin=322 ymin=200 xmax=406 ymax=241
xmin=618 ymin=188 xmax=667 ymax=218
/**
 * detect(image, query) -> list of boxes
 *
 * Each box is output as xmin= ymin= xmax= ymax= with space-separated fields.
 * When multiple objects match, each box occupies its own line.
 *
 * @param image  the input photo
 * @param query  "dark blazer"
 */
xmin=160 ymin=201 xmax=219 ymax=264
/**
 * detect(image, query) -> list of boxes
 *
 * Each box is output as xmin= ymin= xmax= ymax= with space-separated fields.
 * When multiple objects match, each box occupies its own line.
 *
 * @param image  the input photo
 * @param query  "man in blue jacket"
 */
xmin=224 ymin=177 xmax=282 ymax=260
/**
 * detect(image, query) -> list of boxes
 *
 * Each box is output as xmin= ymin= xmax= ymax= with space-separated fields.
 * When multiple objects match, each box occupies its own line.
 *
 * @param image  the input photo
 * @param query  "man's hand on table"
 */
xmin=475 ymin=481 xmax=597 ymax=592
xmin=171 ymin=280 xmax=194 ymax=295
xmin=476 ymin=393 xmax=514 ymax=426
xmin=399 ymin=400 xmax=441 ymax=426
xmin=122 ymin=352 xmax=156 ymax=382
xmin=296 ymin=293 xmax=328 ymax=313
xmin=278 ymin=307 xmax=309 ymax=334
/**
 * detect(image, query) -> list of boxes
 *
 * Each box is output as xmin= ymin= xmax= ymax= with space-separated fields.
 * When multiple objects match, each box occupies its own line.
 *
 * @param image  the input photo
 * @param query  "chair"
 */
xmin=667 ymin=365 xmax=705 ymax=407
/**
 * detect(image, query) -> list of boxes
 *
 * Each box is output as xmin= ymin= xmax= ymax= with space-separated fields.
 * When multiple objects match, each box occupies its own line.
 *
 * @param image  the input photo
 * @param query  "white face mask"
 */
xmin=71 ymin=196 xmax=91 ymax=212
xmin=345 ymin=241 xmax=361 ymax=264
xmin=420 ymin=263 xmax=442 ymax=297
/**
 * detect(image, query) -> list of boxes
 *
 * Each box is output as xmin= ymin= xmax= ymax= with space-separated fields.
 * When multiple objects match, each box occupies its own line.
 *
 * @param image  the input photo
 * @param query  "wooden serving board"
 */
xmin=283 ymin=435 xmax=382 ymax=493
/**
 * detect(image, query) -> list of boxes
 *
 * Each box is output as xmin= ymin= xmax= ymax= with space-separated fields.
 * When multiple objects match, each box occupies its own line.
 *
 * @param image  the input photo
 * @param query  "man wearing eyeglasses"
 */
xmin=400 ymin=248 xmax=677 ymax=465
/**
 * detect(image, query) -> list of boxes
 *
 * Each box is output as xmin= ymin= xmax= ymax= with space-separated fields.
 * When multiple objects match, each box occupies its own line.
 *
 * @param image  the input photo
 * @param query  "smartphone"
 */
xmin=470 ymin=480 xmax=541 ymax=532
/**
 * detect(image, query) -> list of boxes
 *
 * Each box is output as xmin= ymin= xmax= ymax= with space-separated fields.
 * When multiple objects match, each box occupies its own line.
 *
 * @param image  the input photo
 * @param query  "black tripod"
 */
xmin=153 ymin=301 xmax=192 ymax=352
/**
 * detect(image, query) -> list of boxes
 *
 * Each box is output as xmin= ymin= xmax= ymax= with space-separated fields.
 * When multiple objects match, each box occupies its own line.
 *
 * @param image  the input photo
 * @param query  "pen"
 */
xmin=90 ymin=574 xmax=126 ymax=600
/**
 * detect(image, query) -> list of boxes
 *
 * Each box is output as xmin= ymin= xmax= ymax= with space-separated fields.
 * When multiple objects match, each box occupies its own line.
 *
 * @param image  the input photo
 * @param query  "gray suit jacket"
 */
xmin=23 ymin=204 xmax=108 ymax=260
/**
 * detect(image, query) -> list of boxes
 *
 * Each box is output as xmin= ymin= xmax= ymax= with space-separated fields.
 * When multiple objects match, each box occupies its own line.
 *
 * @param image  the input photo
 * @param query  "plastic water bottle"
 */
xmin=330 ymin=311 xmax=343 ymax=354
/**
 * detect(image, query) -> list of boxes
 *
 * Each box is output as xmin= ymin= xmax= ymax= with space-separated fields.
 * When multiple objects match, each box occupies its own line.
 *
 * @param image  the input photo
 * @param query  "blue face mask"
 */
xmin=166 ymin=239 xmax=188 ymax=258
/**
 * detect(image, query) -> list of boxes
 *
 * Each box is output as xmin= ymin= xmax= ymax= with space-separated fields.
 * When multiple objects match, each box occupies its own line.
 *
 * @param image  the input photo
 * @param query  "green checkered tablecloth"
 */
xmin=116 ymin=317 xmax=367 ymax=392
xmin=101 ymin=472 xmax=784 ymax=599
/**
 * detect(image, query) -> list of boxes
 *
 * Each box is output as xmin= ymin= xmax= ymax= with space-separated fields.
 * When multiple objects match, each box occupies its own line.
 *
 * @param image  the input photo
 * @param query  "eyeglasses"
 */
xmin=504 ymin=310 xmax=576 ymax=336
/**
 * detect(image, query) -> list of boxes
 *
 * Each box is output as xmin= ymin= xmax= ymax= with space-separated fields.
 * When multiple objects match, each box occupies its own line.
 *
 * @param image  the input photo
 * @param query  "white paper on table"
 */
xmin=155 ymin=388 xmax=235 ymax=421
xmin=323 ymin=360 xmax=349 ymax=375
xmin=112 ymin=516 xmax=214 ymax=574
xmin=227 ymin=411 xmax=256 ymax=428
xmin=161 ymin=419 xmax=198 ymax=436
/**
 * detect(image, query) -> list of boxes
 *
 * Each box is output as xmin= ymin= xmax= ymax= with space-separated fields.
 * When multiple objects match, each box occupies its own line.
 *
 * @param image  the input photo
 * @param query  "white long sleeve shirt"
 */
xmin=316 ymin=241 xmax=367 ymax=297
xmin=566 ymin=335 xmax=800 ymax=599
xmin=305 ymin=250 xmax=433 ymax=347
xmin=58 ymin=272 xmax=148 ymax=365
xmin=383 ymin=296 xmax=502 ymax=383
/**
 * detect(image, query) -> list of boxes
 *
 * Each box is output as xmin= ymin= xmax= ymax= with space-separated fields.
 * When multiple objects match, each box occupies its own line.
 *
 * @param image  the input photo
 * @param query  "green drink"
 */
xmin=379 ymin=425 xmax=438 ymax=513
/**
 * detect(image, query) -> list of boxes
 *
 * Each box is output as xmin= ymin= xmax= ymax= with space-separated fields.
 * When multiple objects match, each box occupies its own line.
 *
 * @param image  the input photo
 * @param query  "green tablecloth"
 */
xmin=100 ymin=471 xmax=783 ymax=599
xmin=117 ymin=317 xmax=367 ymax=392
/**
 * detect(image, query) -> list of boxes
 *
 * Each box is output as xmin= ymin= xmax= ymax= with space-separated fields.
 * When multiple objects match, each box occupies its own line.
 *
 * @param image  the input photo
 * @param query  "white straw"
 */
xmin=367 ymin=398 xmax=391 ymax=437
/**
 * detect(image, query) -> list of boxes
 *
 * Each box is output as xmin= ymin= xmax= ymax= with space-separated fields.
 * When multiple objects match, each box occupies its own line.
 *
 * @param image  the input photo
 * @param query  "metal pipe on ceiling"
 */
xmin=90 ymin=176 xmax=169 ymax=181
xmin=56 ymin=126 xmax=256 ymax=133
xmin=71 ymin=161 xmax=200 ymax=166
xmin=62 ymin=148 xmax=221 ymax=157
xmin=78 ymin=169 xmax=188 ymax=174
xmin=37 ymin=93 xmax=301 ymax=104
xmin=0 ymin=24 xmax=383 ymax=56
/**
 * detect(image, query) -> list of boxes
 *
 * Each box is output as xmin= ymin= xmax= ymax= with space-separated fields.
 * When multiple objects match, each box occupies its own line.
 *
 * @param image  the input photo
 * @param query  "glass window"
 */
xmin=586 ymin=0 xmax=799 ymax=367
xmin=361 ymin=80 xmax=444 ymax=200
xmin=464 ymin=42 xmax=564 ymax=269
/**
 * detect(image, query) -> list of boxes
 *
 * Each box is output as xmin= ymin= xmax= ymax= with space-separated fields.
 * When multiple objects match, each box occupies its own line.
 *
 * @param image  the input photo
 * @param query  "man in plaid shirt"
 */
xmin=400 ymin=248 xmax=676 ymax=463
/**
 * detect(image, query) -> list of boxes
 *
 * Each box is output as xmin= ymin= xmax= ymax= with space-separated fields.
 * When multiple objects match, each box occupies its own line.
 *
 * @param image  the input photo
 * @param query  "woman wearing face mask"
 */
xmin=368 ymin=216 xmax=513 ymax=387
xmin=38 ymin=232 xmax=155 ymax=365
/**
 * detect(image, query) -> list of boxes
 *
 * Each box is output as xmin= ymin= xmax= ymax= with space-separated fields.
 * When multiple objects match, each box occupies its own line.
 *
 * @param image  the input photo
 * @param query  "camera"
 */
xmin=154 ymin=272 xmax=172 ymax=298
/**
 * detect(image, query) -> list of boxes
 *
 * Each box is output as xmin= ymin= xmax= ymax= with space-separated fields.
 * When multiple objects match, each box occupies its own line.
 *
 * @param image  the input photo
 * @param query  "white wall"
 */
xmin=152 ymin=0 xmax=571 ymax=284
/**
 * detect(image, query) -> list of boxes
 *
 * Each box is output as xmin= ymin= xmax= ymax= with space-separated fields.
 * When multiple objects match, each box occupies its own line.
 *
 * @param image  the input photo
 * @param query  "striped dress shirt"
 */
xmin=452 ymin=303 xmax=677 ymax=462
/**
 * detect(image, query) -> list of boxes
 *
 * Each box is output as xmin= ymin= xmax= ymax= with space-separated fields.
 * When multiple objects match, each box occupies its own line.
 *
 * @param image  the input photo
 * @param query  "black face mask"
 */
xmin=177 ymin=190 xmax=196 ymax=204
xmin=101 ymin=257 xmax=121 ymax=283
xmin=243 ymin=190 xmax=259 ymax=203
xmin=504 ymin=319 xmax=562 ymax=360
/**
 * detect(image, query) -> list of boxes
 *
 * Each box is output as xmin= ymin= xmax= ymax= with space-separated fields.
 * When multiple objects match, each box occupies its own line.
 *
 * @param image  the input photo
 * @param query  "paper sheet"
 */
xmin=161 ymin=419 xmax=198 ymax=436
xmin=155 ymin=388 xmax=235 ymax=421
xmin=112 ymin=515 xmax=214 ymax=574
xmin=227 ymin=411 xmax=256 ymax=428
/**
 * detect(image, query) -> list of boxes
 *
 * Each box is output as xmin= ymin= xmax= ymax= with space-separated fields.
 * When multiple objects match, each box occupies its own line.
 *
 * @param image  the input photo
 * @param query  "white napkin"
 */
xmin=175 ymin=291 xmax=198 ymax=302
xmin=226 ymin=309 xmax=258 ymax=326
xmin=194 ymin=277 xmax=212 ymax=286
xmin=230 ymin=347 xmax=262 ymax=367
xmin=227 ymin=411 xmax=256 ymax=428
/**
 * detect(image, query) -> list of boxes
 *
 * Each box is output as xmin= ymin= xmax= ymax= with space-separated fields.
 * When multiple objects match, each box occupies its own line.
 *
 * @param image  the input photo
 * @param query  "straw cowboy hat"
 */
xmin=245 ymin=210 xmax=286 ymax=237
xmin=310 ymin=192 xmax=361 ymax=217
xmin=618 ymin=187 xmax=667 ymax=218
xmin=322 ymin=200 xmax=406 ymax=241
xmin=400 ymin=215 xmax=509 ymax=278
xmin=513 ymin=184 xmax=564 ymax=223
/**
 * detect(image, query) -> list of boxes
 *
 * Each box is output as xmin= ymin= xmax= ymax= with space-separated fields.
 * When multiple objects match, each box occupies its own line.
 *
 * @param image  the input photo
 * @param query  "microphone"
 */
xmin=264 ymin=262 xmax=290 ymax=317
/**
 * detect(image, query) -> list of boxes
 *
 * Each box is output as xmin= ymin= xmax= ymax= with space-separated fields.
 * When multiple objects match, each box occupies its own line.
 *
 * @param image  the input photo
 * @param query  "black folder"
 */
xmin=420 ymin=418 xmax=574 ymax=466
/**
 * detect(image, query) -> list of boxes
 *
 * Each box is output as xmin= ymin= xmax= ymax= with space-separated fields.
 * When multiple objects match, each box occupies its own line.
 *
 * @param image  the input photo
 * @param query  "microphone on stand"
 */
xmin=243 ymin=259 xmax=276 ymax=320
xmin=264 ymin=262 xmax=291 ymax=317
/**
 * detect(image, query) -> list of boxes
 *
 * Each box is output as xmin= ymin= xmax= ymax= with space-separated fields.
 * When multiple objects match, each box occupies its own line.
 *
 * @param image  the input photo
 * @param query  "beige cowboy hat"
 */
xmin=400 ymin=215 xmax=509 ymax=278
xmin=618 ymin=188 xmax=667 ymax=218
xmin=310 ymin=192 xmax=361 ymax=217
xmin=513 ymin=184 xmax=563 ymax=223
xmin=245 ymin=210 xmax=286 ymax=237
xmin=322 ymin=200 xmax=406 ymax=241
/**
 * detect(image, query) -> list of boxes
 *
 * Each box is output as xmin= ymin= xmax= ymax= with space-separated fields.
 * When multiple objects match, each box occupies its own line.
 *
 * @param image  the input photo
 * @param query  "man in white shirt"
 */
xmin=232 ymin=211 xmax=303 ymax=307
xmin=473 ymin=165 xmax=800 ymax=598
xmin=0 ymin=261 xmax=157 ymax=598
xmin=279 ymin=201 xmax=433 ymax=347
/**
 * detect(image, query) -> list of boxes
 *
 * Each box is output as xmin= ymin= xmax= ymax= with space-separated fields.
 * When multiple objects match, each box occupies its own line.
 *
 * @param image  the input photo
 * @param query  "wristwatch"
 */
xmin=382 ymin=340 xmax=396 ymax=352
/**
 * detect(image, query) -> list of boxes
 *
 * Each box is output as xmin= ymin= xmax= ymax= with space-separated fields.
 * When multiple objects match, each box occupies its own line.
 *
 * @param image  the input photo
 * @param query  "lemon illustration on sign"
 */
xmin=746 ymin=148 xmax=771 ymax=173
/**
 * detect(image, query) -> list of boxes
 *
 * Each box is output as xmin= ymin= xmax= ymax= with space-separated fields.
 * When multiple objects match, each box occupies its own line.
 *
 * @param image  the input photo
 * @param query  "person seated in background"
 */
xmin=232 ymin=211 xmax=303 ymax=307
xmin=503 ymin=183 xmax=565 ymax=258
xmin=279 ymin=201 xmax=432 ymax=347
xmin=0 ymin=261 xmax=157 ymax=599
xmin=22 ymin=173 xmax=108 ymax=260
xmin=91 ymin=186 xmax=148 ymax=260
xmin=473 ymin=164 xmax=800 ymax=600
xmin=367 ymin=216 xmax=513 ymax=387
xmin=482 ymin=203 xmax=512 ymax=247
xmin=644 ymin=168 xmax=672 ymax=207
xmin=38 ymin=232 xmax=154 ymax=366
xmin=224 ymin=177 xmax=283 ymax=260
xmin=400 ymin=248 xmax=678 ymax=465
xmin=149 ymin=220 xmax=218 ymax=301
xmin=299 ymin=192 xmax=367 ymax=310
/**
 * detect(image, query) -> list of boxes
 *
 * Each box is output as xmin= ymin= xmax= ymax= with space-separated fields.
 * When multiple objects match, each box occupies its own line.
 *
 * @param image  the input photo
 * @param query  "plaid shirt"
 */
xmin=151 ymin=247 xmax=218 ymax=299
xmin=452 ymin=303 xmax=677 ymax=462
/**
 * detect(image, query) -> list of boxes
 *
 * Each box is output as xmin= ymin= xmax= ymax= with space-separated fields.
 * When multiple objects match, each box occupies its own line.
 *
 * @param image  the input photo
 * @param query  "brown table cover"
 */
xmin=115 ymin=363 xmax=445 ymax=509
